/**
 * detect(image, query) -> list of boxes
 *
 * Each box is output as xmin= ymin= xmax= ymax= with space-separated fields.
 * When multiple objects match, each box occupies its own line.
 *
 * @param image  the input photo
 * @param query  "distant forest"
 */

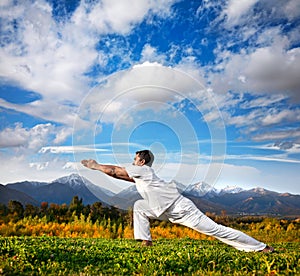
xmin=0 ymin=196 xmax=130 ymax=225
xmin=0 ymin=196 xmax=299 ymax=243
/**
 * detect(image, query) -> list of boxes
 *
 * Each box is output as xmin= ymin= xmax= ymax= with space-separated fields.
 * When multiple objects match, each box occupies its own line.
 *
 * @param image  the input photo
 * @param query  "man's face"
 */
xmin=133 ymin=154 xmax=145 ymax=166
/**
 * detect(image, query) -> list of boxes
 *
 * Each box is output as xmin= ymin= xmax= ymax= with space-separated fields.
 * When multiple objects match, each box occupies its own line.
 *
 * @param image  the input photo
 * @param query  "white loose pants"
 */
xmin=133 ymin=195 xmax=266 ymax=252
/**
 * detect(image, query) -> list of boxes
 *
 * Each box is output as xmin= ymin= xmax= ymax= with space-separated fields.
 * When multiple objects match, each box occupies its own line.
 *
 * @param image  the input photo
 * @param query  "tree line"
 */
xmin=0 ymin=196 xmax=132 ymax=226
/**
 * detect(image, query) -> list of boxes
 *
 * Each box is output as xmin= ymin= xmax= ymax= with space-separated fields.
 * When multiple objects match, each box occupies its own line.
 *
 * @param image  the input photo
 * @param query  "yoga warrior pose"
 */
xmin=81 ymin=149 xmax=274 ymax=252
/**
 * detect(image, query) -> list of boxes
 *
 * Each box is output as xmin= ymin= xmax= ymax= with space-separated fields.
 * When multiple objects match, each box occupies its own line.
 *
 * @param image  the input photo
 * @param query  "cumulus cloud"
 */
xmin=0 ymin=123 xmax=29 ymax=148
xmin=244 ymin=46 xmax=300 ymax=99
xmin=0 ymin=123 xmax=69 ymax=151
xmin=209 ymin=39 xmax=300 ymax=101
xmin=75 ymin=62 xmax=210 ymax=129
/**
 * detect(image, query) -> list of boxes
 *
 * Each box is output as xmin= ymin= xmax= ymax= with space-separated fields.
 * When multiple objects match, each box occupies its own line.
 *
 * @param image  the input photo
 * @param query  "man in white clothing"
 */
xmin=81 ymin=149 xmax=274 ymax=252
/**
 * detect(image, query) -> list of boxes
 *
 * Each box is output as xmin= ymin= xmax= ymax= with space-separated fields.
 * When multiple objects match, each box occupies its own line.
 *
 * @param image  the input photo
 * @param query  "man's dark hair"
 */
xmin=136 ymin=150 xmax=154 ymax=167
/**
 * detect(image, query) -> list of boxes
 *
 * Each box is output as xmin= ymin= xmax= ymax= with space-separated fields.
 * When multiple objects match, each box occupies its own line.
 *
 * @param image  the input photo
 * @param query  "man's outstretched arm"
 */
xmin=81 ymin=159 xmax=134 ymax=183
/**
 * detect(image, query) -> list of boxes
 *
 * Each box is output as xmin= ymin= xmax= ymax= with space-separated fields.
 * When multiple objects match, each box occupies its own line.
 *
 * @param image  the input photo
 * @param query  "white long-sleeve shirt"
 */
xmin=125 ymin=164 xmax=181 ymax=217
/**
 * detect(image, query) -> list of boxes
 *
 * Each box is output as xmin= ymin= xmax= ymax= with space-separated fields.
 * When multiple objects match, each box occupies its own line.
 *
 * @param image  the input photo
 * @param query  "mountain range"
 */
xmin=1 ymin=173 xmax=300 ymax=216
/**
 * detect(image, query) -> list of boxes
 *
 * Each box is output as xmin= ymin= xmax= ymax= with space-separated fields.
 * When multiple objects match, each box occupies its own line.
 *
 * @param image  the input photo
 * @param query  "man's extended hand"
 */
xmin=81 ymin=159 xmax=99 ymax=170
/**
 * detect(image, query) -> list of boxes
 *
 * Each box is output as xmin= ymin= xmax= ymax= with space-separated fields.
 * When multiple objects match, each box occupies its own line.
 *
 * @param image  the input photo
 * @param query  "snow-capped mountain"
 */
xmin=6 ymin=174 xmax=115 ymax=205
xmin=218 ymin=185 xmax=244 ymax=195
xmin=54 ymin=173 xmax=115 ymax=198
xmin=183 ymin=181 xmax=219 ymax=197
xmin=180 ymin=182 xmax=244 ymax=198
xmin=53 ymin=173 xmax=84 ymax=187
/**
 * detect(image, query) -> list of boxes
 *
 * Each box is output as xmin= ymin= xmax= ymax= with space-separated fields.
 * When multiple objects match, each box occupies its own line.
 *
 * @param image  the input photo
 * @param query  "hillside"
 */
xmin=0 ymin=184 xmax=38 ymax=206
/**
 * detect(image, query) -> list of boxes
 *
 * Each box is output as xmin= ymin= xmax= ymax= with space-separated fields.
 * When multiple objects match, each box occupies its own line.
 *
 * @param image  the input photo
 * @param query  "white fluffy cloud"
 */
xmin=75 ymin=62 xmax=209 ymax=129
xmin=209 ymin=38 xmax=300 ymax=101
xmin=0 ymin=123 xmax=69 ymax=151
xmin=222 ymin=0 xmax=259 ymax=27
xmin=73 ymin=0 xmax=175 ymax=35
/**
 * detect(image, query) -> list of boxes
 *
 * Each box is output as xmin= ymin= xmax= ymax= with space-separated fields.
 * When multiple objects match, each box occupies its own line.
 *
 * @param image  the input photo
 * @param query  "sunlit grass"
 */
xmin=1 ymin=237 xmax=299 ymax=275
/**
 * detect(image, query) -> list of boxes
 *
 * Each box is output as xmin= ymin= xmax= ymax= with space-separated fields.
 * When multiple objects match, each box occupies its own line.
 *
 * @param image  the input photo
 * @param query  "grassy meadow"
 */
xmin=1 ymin=237 xmax=299 ymax=275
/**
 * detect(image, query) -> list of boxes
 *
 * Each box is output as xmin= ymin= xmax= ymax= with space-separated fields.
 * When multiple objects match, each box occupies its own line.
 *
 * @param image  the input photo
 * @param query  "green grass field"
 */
xmin=0 ymin=237 xmax=299 ymax=275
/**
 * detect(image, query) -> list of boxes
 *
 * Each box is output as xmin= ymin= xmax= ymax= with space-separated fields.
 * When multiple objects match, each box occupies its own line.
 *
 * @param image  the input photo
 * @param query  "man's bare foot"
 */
xmin=260 ymin=245 xmax=274 ymax=253
xmin=141 ymin=240 xmax=153 ymax=246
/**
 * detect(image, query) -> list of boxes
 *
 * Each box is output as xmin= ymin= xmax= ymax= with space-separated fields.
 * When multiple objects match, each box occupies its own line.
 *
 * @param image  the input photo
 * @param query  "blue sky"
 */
xmin=0 ymin=0 xmax=300 ymax=194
